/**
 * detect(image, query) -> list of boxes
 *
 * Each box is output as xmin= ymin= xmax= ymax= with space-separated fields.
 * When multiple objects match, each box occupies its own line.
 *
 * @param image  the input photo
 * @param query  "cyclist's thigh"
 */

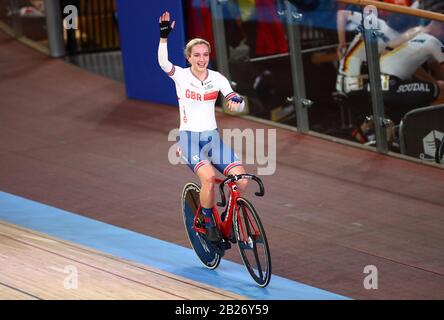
xmin=203 ymin=130 xmax=242 ymax=176
xmin=178 ymin=130 xmax=211 ymax=173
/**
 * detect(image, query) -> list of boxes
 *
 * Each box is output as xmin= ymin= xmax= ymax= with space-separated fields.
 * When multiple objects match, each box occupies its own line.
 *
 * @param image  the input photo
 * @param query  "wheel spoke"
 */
xmin=251 ymin=239 xmax=263 ymax=279
xmin=242 ymin=206 xmax=263 ymax=279
xmin=235 ymin=198 xmax=271 ymax=287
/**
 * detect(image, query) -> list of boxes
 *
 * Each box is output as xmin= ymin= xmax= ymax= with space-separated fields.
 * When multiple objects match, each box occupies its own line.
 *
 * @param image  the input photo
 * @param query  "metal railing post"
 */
xmin=209 ymin=0 xmax=230 ymax=80
xmin=44 ymin=0 xmax=65 ymax=57
xmin=9 ymin=0 xmax=23 ymax=37
xmin=284 ymin=0 xmax=310 ymax=132
xmin=362 ymin=9 xmax=388 ymax=153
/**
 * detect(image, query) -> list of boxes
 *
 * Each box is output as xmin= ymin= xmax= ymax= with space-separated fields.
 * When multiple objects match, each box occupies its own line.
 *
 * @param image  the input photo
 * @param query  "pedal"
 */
xmin=205 ymin=226 xmax=222 ymax=242
xmin=228 ymin=232 xmax=237 ymax=244
xmin=222 ymin=239 xmax=231 ymax=250
xmin=202 ymin=233 xmax=226 ymax=257
xmin=211 ymin=241 xmax=226 ymax=257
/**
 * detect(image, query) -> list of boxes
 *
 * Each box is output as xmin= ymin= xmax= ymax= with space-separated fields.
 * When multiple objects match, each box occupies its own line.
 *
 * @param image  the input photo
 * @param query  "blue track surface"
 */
xmin=0 ymin=191 xmax=349 ymax=300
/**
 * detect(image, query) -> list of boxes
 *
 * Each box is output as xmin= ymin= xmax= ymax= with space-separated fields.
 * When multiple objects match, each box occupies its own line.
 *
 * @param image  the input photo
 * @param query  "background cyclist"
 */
xmin=379 ymin=20 xmax=444 ymax=123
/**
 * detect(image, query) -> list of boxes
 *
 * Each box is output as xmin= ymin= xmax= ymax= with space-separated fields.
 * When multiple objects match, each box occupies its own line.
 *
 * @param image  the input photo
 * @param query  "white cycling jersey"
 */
xmin=380 ymin=32 xmax=444 ymax=80
xmin=339 ymin=13 xmax=400 ymax=77
xmin=343 ymin=10 xmax=363 ymax=32
xmin=158 ymin=42 xmax=244 ymax=132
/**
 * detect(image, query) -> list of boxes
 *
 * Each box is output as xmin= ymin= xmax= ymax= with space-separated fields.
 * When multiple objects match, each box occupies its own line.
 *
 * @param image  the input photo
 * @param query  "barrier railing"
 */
xmin=337 ymin=0 xmax=444 ymax=21
xmin=336 ymin=0 xmax=444 ymax=154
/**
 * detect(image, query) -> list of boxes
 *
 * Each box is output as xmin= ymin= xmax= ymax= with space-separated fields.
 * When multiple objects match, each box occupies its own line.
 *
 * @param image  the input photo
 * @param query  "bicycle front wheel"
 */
xmin=181 ymin=182 xmax=221 ymax=270
xmin=234 ymin=197 xmax=271 ymax=287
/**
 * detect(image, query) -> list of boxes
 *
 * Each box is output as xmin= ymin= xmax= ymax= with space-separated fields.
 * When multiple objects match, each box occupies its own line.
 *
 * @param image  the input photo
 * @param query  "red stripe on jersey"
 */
xmin=167 ymin=65 xmax=175 ymax=77
xmin=194 ymin=160 xmax=210 ymax=173
xmin=225 ymin=92 xmax=237 ymax=100
xmin=223 ymin=161 xmax=241 ymax=176
xmin=204 ymin=91 xmax=219 ymax=101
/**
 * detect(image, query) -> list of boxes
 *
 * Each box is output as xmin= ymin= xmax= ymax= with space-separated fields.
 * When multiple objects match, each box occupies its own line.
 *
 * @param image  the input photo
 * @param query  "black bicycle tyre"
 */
xmin=234 ymin=197 xmax=271 ymax=287
xmin=181 ymin=182 xmax=221 ymax=270
xmin=435 ymin=139 xmax=444 ymax=164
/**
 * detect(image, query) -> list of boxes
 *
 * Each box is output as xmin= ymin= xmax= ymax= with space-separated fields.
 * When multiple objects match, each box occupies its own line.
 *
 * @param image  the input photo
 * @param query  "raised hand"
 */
xmin=159 ymin=11 xmax=175 ymax=39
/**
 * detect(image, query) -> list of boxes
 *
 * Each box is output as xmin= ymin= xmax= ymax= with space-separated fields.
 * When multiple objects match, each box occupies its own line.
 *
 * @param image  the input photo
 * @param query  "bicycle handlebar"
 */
xmin=216 ymin=174 xmax=265 ymax=207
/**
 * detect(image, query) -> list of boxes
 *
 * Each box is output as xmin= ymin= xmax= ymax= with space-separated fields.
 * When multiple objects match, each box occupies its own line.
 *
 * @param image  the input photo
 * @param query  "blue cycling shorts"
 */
xmin=178 ymin=129 xmax=241 ymax=175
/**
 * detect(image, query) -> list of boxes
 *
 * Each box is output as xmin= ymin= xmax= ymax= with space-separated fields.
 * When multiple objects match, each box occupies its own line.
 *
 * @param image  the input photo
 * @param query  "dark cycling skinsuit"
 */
xmin=380 ymin=32 xmax=444 ymax=122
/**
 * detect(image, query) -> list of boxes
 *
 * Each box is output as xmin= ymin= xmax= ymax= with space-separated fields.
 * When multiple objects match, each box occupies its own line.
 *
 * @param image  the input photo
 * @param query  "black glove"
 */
xmin=160 ymin=20 xmax=173 ymax=39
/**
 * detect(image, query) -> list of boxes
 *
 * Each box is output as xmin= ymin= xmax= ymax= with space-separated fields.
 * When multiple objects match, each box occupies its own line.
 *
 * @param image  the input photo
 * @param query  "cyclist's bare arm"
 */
xmin=413 ymin=67 xmax=437 ymax=83
xmin=336 ymin=9 xmax=350 ymax=59
xmin=430 ymin=61 xmax=444 ymax=81
xmin=386 ymin=26 xmax=423 ymax=51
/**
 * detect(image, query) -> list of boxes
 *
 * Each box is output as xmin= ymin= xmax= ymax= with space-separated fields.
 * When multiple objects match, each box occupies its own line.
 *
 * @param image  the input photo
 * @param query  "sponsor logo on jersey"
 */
xmin=411 ymin=39 xmax=426 ymax=44
xmin=396 ymin=83 xmax=430 ymax=93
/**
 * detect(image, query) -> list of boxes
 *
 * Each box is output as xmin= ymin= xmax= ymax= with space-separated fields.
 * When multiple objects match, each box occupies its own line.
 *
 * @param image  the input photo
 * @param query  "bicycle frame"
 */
xmin=192 ymin=174 xmax=264 ymax=242
xmin=184 ymin=173 xmax=271 ymax=287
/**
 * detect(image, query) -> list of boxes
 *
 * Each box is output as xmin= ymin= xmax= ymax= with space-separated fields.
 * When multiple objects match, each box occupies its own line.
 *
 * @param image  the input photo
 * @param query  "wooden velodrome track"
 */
xmin=1 ymin=30 xmax=444 ymax=299
xmin=0 ymin=221 xmax=244 ymax=300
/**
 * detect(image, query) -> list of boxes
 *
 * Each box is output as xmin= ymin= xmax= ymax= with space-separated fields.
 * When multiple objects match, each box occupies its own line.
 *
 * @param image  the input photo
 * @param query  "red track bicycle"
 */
xmin=181 ymin=174 xmax=271 ymax=287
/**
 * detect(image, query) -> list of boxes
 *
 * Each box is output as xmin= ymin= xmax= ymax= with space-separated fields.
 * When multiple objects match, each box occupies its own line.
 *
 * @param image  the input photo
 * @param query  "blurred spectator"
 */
xmin=335 ymin=1 xmax=419 ymax=58
xmin=335 ymin=9 xmax=423 ymax=143
xmin=250 ymin=0 xmax=288 ymax=56
xmin=20 ymin=0 xmax=44 ymax=17
xmin=382 ymin=0 xmax=421 ymax=32
xmin=186 ymin=0 xmax=251 ymax=62
xmin=380 ymin=21 xmax=444 ymax=123
xmin=288 ymin=0 xmax=320 ymax=11
xmin=233 ymin=0 xmax=289 ymax=57
xmin=419 ymin=0 xmax=444 ymax=13
xmin=223 ymin=1 xmax=250 ymax=61
xmin=252 ymin=69 xmax=280 ymax=118
xmin=336 ymin=4 xmax=362 ymax=59
xmin=335 ymin=9 xmax=398 ymax=143
xmin=185 ymin=0 xmax=216 ymax=60
xmin=336 ymin=9 xmax=407 ymax=93
xmin=379 ymin=0 xmax=414 ymax=19
xmin=242 ymin=0 xmax=290 ymax=58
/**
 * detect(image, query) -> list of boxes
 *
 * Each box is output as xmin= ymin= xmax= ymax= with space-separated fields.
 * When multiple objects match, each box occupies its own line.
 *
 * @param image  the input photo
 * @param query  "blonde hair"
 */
xmin=184 ymin=38 xmax=211 ymax=58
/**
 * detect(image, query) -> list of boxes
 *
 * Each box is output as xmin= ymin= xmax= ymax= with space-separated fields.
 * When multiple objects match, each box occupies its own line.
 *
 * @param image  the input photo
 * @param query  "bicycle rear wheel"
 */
xmin=234 ymin=197 xmax=271 ymax=287
xmin=181 ymin=182 xmax=221 ymax=270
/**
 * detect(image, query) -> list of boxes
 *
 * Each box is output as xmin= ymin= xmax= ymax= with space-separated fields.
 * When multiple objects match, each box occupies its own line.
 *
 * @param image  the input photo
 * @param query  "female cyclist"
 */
xmin=158 ymin=11 xmax=248 ymax=242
